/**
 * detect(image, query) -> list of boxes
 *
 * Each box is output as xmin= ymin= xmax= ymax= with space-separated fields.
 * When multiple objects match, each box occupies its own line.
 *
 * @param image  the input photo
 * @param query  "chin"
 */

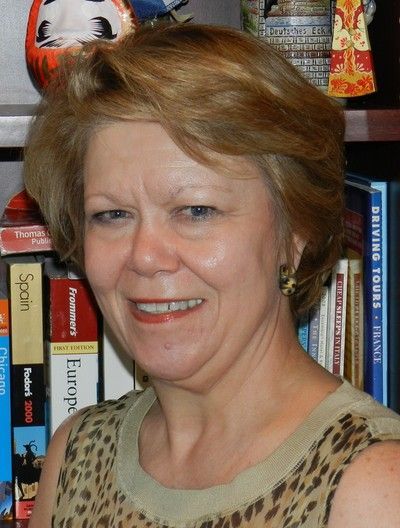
xmin=136 ymin=352 xmax=211 ymax=387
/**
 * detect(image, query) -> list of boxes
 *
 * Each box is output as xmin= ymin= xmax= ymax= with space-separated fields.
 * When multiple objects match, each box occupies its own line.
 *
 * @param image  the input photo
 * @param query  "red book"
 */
xmin=0 ymin=190 xmax=53 ymax=256
xmin=45 ymin=259 xmax=100 ymax=435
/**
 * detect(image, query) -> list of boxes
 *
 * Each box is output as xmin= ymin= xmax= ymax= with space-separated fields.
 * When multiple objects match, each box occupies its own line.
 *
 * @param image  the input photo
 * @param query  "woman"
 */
xmin=24 ymin=23 xmax=400 ymax=528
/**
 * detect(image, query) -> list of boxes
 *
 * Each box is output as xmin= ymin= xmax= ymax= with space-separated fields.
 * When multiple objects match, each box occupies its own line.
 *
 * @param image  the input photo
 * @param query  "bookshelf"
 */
xmin=0 ymin=1 xmax=398 ymax=526
xmin=344 ymin=0 xmax=400 ymax=173
xmin=345 ymin=109 xmax=400 ymax=143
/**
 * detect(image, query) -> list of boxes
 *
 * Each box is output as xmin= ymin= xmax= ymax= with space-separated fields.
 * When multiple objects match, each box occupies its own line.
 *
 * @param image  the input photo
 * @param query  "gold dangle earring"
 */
xmin=279 ymin=265 xmax=297 ymax=296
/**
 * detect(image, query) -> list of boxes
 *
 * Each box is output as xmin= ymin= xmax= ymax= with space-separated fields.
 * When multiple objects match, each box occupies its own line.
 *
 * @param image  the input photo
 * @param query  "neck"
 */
xmin=139 ymin=318 xmax=339 ymax=489
xmin=149 ymin=327 xmax=315 ymax=453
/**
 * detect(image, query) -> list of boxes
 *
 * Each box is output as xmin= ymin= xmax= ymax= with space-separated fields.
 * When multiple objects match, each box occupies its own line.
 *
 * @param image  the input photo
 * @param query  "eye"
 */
xmin=178 ymin=206 xmax=218 ymax=221
xmin=90 ymin=210 xmax=131 ymax=223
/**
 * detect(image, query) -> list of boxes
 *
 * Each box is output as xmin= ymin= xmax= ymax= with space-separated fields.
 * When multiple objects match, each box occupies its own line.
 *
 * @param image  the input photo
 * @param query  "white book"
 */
xmin=326 ymin=258 xmax=349 ymax=376
xmin=102 ymin=322 xmax=134 ymax=400
xmin=317 ymin=285 xmax=330 ymax=369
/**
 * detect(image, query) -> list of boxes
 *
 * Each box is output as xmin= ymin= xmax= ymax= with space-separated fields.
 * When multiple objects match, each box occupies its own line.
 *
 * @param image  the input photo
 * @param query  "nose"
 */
xmin=126 ymin=220 xmax=180 ymax=277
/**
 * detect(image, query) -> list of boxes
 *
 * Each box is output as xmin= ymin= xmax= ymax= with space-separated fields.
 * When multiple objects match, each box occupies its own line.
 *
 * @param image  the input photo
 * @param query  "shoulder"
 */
xmin=29 ymin=391 xmax=141 ymax=528
xmin=311 ymin=383 xmax=400 ymax=526
xmin=328 ymin=440 xmax=400 ymax=528
xmin=28 ymin=409 xmax=86 ymax=528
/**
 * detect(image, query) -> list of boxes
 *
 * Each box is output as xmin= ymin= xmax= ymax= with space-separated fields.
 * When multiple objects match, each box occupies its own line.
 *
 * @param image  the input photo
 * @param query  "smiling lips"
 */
xmin=130 ymin=298 xmax=204 ymax=324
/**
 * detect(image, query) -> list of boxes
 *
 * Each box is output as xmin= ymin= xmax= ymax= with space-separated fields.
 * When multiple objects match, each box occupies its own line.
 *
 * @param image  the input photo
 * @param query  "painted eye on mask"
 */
xmin=25 ymin=0 xmax=138 ymax=89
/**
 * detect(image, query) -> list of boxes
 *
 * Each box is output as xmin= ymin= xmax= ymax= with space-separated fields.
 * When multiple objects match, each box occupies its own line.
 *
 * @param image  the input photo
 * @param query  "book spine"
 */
xmin=47 ymin=272 xmax=100 ymax=435
xmin=345 ymin=184 xmax=384 ymax=403
xmin=297 ymin=313 xmax=309 ymax=352
xmin=0 ymin=298 xmax=13 ymax=520
xmin=307 ymin=303 xmax=320 ymax=362
xmin=9 ymin=260 xmax=46 ymax=520
xmin=325 ymin=270 xmax=338 ymax=373
xmin=331 ymin=259 xmax=349 ymax=377
xmin=370 ymin=181 xmax=388 ymax=405
xmin=317 ymin=285 xmax=329 ymax=369
xmin=102 ymin=321 xmax=134 ymax=400
xmin=388 ymin=181 xmax=400 ymax=412
xmin=365 ymin=193 xmax=384 ymax=402
xmin=0 ymin=226 xmax=53 ymax=256
xmin=344 ymin=258 xmax=364 ymax=390
xmin=346 ymin=175 xmax=388 ymax=404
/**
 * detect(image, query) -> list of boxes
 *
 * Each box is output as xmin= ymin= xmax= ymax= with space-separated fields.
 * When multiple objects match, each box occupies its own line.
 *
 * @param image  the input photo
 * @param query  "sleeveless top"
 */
xmin=52 ymin=381 xmax=400 ymax=528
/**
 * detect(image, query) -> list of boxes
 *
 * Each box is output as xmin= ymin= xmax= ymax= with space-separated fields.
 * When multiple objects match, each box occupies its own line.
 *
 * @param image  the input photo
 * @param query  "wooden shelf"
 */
xmin=344 ymin=109 xmax=400 ymax=143
xmin=0 ymin=105 xmax=36 ymax=148
xmin=1 ymin=106 xmax=399 ymax=149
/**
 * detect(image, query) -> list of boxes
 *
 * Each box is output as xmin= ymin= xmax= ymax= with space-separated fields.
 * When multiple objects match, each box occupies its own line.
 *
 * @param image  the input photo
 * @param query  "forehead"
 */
xmin=84 ymin=120 xmax=264 ymax=187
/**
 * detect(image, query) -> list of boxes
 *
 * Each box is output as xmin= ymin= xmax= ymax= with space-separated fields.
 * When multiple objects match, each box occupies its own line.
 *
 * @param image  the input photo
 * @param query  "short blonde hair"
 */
xmin=24 ymin=23 xmax=345 ymax=316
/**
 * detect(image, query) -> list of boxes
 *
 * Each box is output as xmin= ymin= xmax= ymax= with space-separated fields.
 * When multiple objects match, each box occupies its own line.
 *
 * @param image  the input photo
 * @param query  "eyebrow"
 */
xmin=169 ymin=184 xmax=233 ymax=199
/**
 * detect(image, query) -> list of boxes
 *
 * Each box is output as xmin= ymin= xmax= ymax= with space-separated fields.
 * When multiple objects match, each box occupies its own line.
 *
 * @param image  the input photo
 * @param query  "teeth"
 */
xmin=136 ymin=299 xmax=202 ymax=314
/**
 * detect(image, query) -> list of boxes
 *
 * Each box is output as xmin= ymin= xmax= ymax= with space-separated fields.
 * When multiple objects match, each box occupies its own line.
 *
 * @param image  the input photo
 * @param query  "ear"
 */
xmin=291 ymin=233 xmax=307 ymax=270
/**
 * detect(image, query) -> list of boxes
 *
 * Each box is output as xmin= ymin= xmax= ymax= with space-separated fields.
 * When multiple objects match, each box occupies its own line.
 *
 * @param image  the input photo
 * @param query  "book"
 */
xmin=0 ymin=189 xmax=53 ymax=257
xmin=0 ymin=262 xmax=13 ymax=521
xmin=102 ymin=321 xmax=134 ymax=400
xmin=7 ymin=256 xmax=47 ymax=520
xmin=325 ymin=258 xmax=348 ymax=376
xmin=307 ymin=303 xmax=320 ymax=363
xmin=45 ymin=259 xmax=100 ymax=435
xmin=317 ymin=285 xmax=330 ymax=369
xmin=344 ymin=180 xmax=384 ymax=404
xmin=346 ymin=174 xmax=388 ymax=404
xmin=387 ymin=181 xmax=400 ymax=412
xmin=344 ymin=257 xmax=364 ymax=390
xmin=297 ymin=312 xmax=309 ymax=352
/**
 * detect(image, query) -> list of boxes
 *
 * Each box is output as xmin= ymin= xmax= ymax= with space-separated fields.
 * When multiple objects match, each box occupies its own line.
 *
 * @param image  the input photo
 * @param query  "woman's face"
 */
xmin=84 ymin=121 xmax=287 ymax=388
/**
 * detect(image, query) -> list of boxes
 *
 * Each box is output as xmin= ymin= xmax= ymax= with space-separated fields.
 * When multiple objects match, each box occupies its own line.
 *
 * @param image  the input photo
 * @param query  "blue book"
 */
xmin=346 ymin=174 xmax=388 ymax=405
xmin=344 ymin=179 xmax=384 ymax=404
xmin=0 ymin=269 xmax=13 ymax=521
xmin=387 ymin=181 xmax=400 ymax=412
xmin=297 ymin=313 xmax=309 ymax=352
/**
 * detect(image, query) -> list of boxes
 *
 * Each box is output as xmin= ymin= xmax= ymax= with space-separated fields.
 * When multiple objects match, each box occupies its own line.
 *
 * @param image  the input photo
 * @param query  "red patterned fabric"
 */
xmin=328 ymin=0 xmax=376 ymax=97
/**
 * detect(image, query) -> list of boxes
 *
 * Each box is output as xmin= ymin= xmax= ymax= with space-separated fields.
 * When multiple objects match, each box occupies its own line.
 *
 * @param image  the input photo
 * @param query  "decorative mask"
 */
xmin=26 ymin=0 xmax=138 ymax=89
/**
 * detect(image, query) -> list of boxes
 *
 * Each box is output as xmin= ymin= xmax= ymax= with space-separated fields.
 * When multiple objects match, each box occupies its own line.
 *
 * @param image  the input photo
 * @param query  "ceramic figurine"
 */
xmin=26 ymin=0 xmax=138 ymax=89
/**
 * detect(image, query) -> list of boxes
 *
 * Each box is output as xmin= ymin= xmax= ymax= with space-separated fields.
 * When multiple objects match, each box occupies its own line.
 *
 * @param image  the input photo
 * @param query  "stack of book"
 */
xmin=0 ymin=189 xmax=146 ymax=521
xmin=298 ymin=173 xmax=400 ymax=411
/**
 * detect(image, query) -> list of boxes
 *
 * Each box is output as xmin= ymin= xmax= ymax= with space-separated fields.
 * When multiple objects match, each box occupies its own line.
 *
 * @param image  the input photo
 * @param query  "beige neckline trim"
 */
xmin=117 ymin=380 xmax=366 ymax=525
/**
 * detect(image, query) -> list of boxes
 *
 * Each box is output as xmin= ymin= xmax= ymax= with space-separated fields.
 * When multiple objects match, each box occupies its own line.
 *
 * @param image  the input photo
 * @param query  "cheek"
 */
xmin=84 ymin=235 xmax=123 ymax=294
xmin=185 ymin=229 xmax=275 ymax=291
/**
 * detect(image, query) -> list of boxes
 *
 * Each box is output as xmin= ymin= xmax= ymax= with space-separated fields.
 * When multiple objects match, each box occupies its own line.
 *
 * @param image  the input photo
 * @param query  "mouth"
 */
xmin=135 ymin=299 xmax=203 ymax=314
xmin=130 ymin=298 xmax=204 ymax=323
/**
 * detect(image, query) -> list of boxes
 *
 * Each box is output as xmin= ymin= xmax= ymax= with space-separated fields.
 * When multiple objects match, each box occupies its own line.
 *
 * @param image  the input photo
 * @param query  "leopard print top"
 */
xmin=52 ymin=381 xmax=400 ymax=528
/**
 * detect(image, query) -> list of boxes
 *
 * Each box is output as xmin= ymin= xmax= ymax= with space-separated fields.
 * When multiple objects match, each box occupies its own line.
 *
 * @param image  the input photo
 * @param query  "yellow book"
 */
xmin=6 ymin=256 xmax=46 ymax=520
